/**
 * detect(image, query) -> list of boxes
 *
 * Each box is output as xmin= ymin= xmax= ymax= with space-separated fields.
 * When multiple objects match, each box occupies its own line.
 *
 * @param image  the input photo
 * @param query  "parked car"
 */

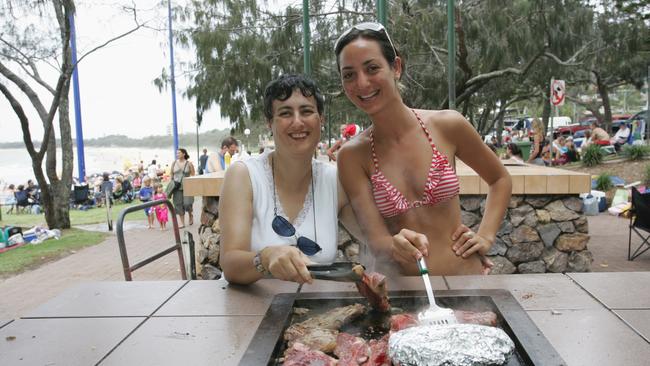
xmin=556 ymin=119 xmax=593 ymax=137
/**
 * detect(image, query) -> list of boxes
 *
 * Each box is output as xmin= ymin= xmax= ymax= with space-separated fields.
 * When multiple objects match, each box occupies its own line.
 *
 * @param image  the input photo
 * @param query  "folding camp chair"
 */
xmin=71 ymin=185 xmax=91 ymax=207
xmin=628 ymin=187 xmax=650 ymax=260
xmin=14 ymin=190 xmax=33 ymax=214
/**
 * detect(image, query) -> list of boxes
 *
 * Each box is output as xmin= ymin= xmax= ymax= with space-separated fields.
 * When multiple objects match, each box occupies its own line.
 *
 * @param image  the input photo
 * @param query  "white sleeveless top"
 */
xmin=240 ymin=152 xmax=338 ymax=263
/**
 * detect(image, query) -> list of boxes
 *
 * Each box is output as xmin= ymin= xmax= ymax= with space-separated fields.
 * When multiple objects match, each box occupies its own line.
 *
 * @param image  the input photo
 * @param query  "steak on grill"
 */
xmin=284 ymin=303 xmax=367 ymax=353
xmin=283 ymin=342 xmax=338 ymax=366
xmin=366 ymin=334 xmax=390 ymax=366
xmin=454 ymin=309 xmax=498 ymax=327
xmin=355 ymin=268 xmax=390 ymax=312
xmin=389 ymin=310 xmax=497 ymax=333
xmin=389 ymin=313 xmax=418 ymax=332
xmin=334 ymin=332 xmax=369 ymax=365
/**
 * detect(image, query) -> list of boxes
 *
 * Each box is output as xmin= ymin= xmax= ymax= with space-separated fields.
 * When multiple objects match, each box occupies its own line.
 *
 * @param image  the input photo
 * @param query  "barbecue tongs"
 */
xmin=307 ymin=262 xmax=365 ymax=282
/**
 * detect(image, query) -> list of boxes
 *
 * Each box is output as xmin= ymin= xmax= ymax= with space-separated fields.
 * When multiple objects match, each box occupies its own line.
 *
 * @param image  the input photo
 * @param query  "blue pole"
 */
xmin=167 ymin=0 xmax=179 ymax=156
xmin=69 ymin=13 xmax=86 ymax=183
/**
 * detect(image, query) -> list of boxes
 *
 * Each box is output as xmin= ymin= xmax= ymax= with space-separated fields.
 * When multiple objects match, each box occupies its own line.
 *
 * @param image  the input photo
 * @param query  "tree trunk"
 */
xmin=594 ymin=71 xmax=613 ymax=133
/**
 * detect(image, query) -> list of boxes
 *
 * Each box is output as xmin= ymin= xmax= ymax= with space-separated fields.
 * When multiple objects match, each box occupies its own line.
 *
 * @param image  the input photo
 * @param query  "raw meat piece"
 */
xmin=355 ymin=268 xmax=390 ymax=312
xmin=283 ymin=342 xmax=338 ymax=366
xmin=389 ymin=313 xmax=418 ymax=332
xmin=285 ymin=304 xmax=366 ymax=353
xmin=365 ymin=334 xmax=390 ymax=366
xmin=454 ymin=310 xmax=498 ymax=327
xmin=334 ymin=332 xmax=369 ymax=365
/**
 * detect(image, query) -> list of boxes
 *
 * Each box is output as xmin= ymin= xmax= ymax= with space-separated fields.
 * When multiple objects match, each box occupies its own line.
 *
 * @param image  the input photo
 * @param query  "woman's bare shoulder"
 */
xmin=417 ymin=109 xmax=467 ymax=131
xmin=338 ymin=129 xmax=371 ymax=158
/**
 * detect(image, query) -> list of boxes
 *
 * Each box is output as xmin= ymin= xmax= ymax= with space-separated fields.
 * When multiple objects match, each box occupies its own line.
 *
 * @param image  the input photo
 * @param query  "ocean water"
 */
xmin=0 ymin=146 xmax=181 ymax=187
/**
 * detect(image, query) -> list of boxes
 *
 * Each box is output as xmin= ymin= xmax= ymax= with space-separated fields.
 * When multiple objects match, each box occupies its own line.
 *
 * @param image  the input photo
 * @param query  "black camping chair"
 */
xmin=628 ymin=187 xmax=650 ymax=260
xmin=72 ymin=185 xmax=91 ymax=207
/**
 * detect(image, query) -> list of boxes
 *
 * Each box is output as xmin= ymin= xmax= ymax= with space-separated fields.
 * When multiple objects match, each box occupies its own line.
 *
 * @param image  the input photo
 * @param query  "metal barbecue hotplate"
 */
xmin=239 ymin=289 xmax=566 ymax=366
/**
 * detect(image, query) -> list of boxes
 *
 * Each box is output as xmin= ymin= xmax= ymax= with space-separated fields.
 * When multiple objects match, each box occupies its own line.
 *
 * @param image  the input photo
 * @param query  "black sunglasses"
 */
xmin=271 ymin=154 xmax=321 ymax=256
xmin=271 ymin=215 xmax=322 ymax=256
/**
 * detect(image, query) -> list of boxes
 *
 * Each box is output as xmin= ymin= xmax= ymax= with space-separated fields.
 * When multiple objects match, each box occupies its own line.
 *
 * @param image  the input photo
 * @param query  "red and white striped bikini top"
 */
xmin=370 ymin=110 xmax=460 ymax=218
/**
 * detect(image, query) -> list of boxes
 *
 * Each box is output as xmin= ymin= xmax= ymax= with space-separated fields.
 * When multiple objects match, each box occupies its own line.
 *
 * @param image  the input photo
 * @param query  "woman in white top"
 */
xmin=219 ymin=74 xmax=358 ymax=285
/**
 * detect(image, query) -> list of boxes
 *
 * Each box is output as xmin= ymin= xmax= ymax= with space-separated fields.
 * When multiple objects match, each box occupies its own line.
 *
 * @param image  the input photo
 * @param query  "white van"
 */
xmin=547 ymin=116 xmax=572 ymax=129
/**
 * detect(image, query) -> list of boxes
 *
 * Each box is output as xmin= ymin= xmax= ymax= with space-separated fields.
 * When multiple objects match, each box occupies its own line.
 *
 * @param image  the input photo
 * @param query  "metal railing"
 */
xmin=115 ymin=199 xmax=187 ymax=281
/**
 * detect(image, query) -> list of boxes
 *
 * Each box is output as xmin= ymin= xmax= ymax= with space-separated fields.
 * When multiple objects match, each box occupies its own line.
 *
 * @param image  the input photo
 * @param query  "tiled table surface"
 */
xmin=1 ymin=273 xmax=648 ymax=366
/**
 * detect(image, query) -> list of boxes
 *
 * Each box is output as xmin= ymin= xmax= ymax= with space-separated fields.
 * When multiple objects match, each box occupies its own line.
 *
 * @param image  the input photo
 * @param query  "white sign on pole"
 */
xmin=550 ymin=79 xmax=566 ymax=106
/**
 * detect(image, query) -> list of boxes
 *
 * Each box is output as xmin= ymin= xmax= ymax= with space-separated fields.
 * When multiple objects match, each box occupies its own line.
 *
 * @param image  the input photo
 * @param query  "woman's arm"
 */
xmin=449 ymin=111 xmax=512 ymax=258
xmin=219 ymin=163 xmax=313 ymax=285
xmin=337 ymin=142 xmax=429 ymax=265
xmin=219 ymin=163 xmax=267 ymax=284
xmin=327 ymin=139 xmax=343 ymax=161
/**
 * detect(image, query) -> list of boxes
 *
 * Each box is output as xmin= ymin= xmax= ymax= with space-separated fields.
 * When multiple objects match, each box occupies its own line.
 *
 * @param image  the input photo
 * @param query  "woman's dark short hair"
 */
xmin=102 ymin=172 xmax=110 ymax=181
xmin=178 ymin=148 xmax=189 ymax=160
xmin=334 ymin=25 xmax=404 ymax=77
xmin=507 ymin=143 xmax=522 ymax=157
xmin=263 ymin=74 xmax=324 ymax=121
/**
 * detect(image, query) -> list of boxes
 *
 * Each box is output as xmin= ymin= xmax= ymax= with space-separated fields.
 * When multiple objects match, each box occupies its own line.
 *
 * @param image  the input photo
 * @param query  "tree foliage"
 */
xmin=173 ymin=0 xmax=647 ymax=136
xmin=0 ymin=0 xmax=146 ymax=229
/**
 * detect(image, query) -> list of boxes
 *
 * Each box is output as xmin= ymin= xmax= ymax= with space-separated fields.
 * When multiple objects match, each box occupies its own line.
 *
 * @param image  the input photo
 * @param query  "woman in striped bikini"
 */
xmin=334 ymin=22 xmax=512 ymax=276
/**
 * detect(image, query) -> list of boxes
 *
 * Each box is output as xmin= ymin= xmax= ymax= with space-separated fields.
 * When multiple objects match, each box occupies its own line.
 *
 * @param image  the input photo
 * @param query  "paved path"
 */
xmin=1 ymin=213 xmax=649 ymax=322
xmin=0 ymin=203 xmax=202 ymax=322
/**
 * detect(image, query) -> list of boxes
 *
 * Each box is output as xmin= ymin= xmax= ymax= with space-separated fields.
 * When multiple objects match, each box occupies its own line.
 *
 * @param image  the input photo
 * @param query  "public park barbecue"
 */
xmin=239 ymin=290 xmax=565 ymax=365
xmin=281 ymin=305 xmax=500 ymax=365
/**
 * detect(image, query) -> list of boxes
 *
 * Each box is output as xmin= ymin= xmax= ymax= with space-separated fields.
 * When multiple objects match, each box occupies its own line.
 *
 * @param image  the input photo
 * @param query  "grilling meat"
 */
xmin=285 ymin=304 xmax=367 ymax=353
xmin=389 ymin=310 xmax=497 ymax=332
xmin=334 ymin=332 xmax=369 ymax=365
xmin=389 ymin=313 xmax=418 ymax=332
xmin=354 ymin=267 xmax=390 ymax=312
xmin=287 ymin=328 xmax=339 ymax=353
xmin=366 ymin=334 xmax=390 ymax=366
xmin=283 ymin=342 xmax=338 ymax=366
xmin=454 ymin=309 xmax=498 ymax=327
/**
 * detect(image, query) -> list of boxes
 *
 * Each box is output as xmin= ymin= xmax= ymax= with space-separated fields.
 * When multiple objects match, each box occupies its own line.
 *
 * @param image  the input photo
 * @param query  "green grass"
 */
xmin=0 ymin=200 xmax=145 ymax=228
xmin=0 ymin=228 xmax=106 ymax=277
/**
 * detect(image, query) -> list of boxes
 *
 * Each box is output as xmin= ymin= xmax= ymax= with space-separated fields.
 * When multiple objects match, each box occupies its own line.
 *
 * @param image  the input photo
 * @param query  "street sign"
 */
xmin=550 ymin=79 xmax=565 ymax=106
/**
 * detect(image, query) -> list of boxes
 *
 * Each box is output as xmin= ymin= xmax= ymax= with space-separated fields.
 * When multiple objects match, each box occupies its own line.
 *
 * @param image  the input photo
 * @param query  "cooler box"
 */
xmin=1 ymin=227 xmax=22 ymax=244
xmin=514 ymin=141 xmax=532 ymax=161
xmin=23 ymin=232 xmax=38 ymax=243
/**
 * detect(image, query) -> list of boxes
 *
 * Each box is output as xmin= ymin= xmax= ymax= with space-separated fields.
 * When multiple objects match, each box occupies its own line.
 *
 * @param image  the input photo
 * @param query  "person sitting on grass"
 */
xmin=590 ymin=122 xmax=611 ymax=146
xmin=611 ymin=123 xmax=630 ymax=152
xmin=503 ymin=143 xmax=524 ymax=163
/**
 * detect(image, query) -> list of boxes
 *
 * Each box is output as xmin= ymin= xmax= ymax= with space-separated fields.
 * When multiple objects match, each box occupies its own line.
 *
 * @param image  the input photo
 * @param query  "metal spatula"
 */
xmin=307 ymin=262 xmax=365 ymax=282
xmin=416 ymin=257 xmax=458 ymax=326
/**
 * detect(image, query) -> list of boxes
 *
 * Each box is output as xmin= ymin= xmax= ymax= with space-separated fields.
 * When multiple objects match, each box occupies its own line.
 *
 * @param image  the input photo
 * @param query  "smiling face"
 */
xmin=338 ymin=38 xmax=402 ymax=116
xmin=268 ymin=89 xmax=322 ymax=157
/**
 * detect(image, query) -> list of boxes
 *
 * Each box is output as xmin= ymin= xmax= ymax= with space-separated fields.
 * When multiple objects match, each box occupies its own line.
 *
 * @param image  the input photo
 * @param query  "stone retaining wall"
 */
xmin=195 ymin=194 xmax=592 ymax=279
xmin=461 ymin=195 xmax=592 ymax=274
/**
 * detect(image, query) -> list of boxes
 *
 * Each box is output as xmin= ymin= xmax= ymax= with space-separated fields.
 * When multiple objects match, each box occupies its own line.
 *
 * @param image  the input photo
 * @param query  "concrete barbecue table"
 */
xmin=1 ymin=272 xmax=649 ymax=365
